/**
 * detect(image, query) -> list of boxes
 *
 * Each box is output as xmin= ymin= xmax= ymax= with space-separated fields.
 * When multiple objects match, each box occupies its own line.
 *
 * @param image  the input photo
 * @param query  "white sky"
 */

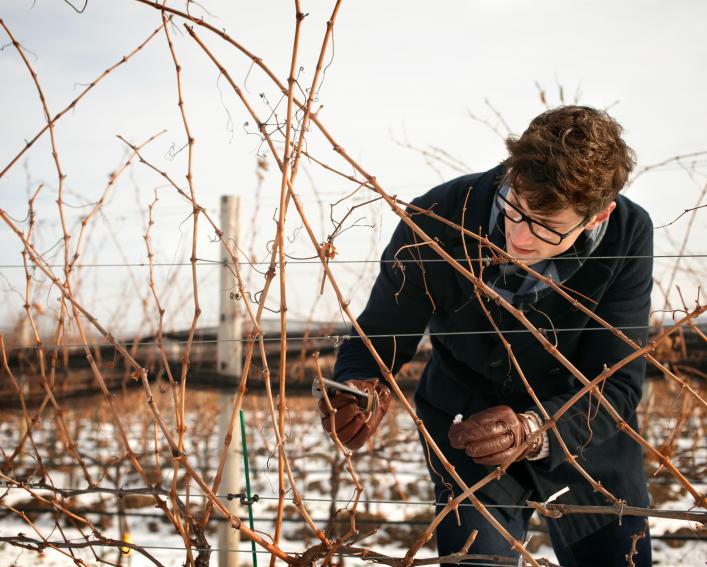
xmin=1 ymin=0 xmax=705 ymax=335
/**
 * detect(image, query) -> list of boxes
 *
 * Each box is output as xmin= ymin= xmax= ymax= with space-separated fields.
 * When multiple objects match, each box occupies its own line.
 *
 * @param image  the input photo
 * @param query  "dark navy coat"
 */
xmin=334 ymin=164 xmax=653 ymax=543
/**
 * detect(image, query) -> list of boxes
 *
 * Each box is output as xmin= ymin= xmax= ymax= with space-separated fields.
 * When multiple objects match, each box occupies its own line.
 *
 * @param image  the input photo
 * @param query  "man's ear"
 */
xmin=584 ymin=201 xmax=616 ymax=231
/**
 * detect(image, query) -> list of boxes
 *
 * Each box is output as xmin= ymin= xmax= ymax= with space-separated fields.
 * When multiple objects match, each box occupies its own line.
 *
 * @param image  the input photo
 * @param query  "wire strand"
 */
xmin=2 ymin=324 xmax=678 ymax=353
xmin=1 ymin=534 xmax=703 ymax=562
xmin=0 ymin=536 xmax=521 ymax=567
xmin=3 ymin=508 xmax=704 ymax=544
xmin=0 ymin=253 xmax=705 ymax=269
xmin=1 ymin=483 xmax=704 ymax=515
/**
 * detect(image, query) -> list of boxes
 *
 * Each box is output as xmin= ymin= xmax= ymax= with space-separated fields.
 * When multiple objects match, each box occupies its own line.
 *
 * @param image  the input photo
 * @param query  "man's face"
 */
xmin=503 ymin=191 xmax=615 ymax=264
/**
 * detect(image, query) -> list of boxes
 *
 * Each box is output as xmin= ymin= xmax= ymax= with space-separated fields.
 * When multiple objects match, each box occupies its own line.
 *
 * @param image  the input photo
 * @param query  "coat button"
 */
xmin=489 ymin=359 xmax=502 ymax=368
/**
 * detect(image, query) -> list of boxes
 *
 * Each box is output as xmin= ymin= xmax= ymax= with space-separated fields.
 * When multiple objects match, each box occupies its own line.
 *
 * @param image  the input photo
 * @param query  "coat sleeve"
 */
xmin=333 ymin=190 xmax=449 ymax=385
xmin=530 ymin=210 xmax=654 ymax=472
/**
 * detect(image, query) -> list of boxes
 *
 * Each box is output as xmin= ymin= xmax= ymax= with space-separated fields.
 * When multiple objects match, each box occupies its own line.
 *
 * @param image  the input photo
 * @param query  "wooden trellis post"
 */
xmin=218 ymin=195 xmax=242 ymax=567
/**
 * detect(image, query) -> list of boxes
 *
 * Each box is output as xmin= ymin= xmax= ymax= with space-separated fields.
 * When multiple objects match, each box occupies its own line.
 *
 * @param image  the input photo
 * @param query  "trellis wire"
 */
xmin=4 ymin=508 xmax=704 ymax=543
xmin=0 ymin=253 xmax=705 ymax=269
xmin=1 ymin=483 xmax=704 ymax=516
xmin=0 ymin=539 xmax=520 ymax=567
xmin=2 ymin=324 xmax=685 ymax=353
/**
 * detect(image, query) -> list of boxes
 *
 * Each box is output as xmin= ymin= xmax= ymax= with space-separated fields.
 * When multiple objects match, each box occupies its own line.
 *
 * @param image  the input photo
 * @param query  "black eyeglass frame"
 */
xmin=495 ymin=188 xmax=590 ymax=246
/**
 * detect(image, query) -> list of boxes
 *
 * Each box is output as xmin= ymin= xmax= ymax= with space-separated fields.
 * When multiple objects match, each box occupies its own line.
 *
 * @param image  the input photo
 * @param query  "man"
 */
xmin=320 ymin=106 xmax=653 ymax=566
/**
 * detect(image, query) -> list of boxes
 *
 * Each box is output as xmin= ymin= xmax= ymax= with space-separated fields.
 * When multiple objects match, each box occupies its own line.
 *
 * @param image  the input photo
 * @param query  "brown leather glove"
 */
xmin=448 ymin=405 xmax=541 ymax=465
xmin=318 ymin=378 xmax=392 ymax=450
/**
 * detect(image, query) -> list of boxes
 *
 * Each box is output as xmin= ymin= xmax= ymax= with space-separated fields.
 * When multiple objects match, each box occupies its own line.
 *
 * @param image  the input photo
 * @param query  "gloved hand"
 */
xmin=318 ymin=378 xmax=392 ymax=450
xmin=448 ymin=405 xmax=542 ymax=465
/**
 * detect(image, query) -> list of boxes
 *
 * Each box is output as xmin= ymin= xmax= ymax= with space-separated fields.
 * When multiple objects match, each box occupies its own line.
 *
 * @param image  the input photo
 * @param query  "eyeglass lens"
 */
xmin=497 ymin=193 xmax=563 ymax=245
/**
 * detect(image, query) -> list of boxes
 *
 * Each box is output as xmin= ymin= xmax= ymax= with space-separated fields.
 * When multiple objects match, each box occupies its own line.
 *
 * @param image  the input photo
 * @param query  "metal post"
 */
xmin=218 ymin=195 xmax=242 ymax=567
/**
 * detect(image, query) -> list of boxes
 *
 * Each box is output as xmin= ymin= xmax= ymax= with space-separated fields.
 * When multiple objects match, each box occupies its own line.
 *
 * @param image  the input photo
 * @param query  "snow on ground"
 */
xmin=1 ymin=390 xmax=704 ymax=566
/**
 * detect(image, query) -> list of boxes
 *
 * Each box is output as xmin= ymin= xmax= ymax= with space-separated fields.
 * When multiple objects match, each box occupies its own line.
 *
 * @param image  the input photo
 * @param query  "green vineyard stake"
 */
xmin=239 ymin=409 xmax=258 ymax=567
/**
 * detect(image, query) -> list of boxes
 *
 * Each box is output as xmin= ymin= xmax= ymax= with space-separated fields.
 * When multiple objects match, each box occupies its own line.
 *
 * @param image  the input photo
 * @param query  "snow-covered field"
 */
xmin=1 ymin=386 xmax=704 ymax=566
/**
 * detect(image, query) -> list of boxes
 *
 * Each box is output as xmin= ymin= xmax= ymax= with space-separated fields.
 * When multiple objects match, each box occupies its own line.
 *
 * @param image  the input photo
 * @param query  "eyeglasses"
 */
xmin=495 ymin=188 xmax=589 ymax=246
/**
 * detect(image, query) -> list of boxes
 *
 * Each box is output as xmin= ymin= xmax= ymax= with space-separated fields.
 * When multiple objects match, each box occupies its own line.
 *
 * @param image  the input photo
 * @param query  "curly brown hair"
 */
xmin=504 ymin=106 xmax=636 ymax=216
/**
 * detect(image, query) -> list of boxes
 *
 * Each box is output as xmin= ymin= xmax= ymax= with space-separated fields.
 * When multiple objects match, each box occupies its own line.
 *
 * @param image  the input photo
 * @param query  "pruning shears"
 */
xmin=312 ymin=377 xmax=378 ymax=413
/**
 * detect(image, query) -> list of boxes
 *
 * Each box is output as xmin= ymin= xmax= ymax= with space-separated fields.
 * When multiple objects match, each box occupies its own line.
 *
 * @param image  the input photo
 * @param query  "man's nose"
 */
xmin=510 ymin=220 xmax=535 ymax=244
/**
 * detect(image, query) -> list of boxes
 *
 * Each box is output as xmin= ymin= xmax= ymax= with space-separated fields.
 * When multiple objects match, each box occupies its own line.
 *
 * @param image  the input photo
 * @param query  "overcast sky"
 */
xmin=1 ymin=0 xmax=705 ymax=334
